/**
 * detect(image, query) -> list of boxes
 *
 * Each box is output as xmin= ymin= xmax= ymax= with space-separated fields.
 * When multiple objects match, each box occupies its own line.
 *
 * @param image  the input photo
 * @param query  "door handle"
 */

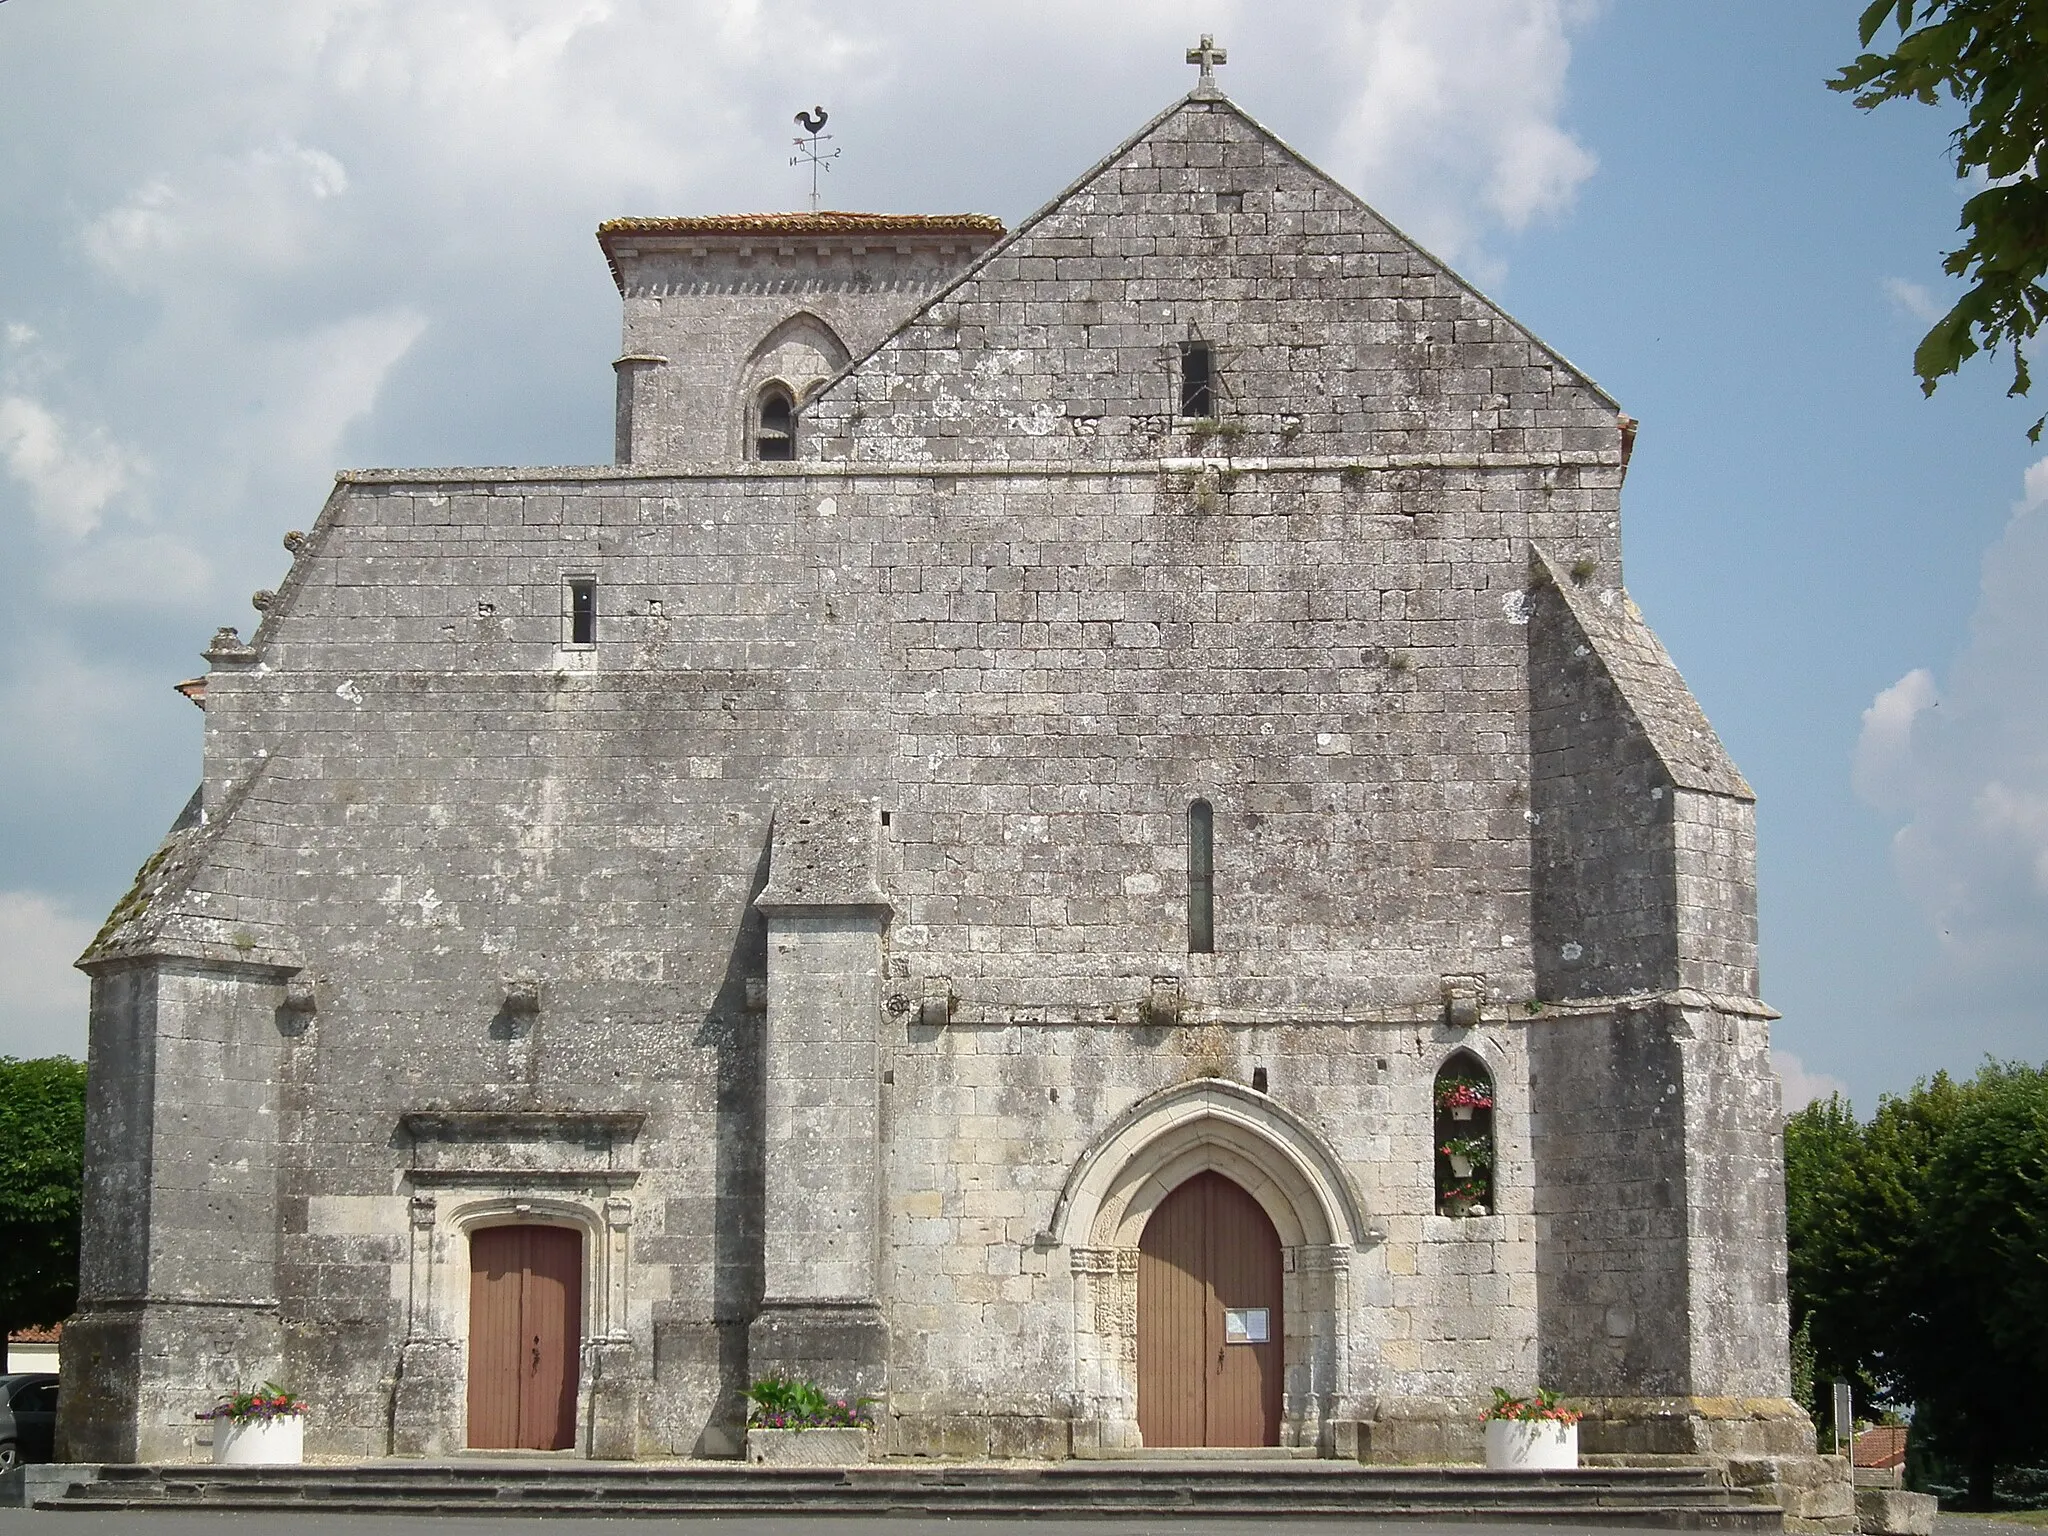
xmin=531 ymin=1336 xmax=542 ymax=1374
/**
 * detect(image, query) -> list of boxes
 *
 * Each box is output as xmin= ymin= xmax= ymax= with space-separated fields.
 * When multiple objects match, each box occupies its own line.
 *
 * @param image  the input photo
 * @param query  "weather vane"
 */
xmin=791 ymin=107 xmax=839 ymax=213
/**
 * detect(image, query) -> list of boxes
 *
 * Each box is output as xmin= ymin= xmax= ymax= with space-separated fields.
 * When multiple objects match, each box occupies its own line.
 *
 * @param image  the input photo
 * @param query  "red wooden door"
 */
xmin=1136 ymin=1170 xmax=1283 ymax=1447
xmin=468 ymin=1224 xmax=582 ymax=1450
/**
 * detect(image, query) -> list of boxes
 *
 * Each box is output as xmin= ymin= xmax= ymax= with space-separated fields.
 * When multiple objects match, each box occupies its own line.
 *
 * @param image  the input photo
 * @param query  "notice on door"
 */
xmin=1223 ymin=1307 xmax=1270 ymax=1344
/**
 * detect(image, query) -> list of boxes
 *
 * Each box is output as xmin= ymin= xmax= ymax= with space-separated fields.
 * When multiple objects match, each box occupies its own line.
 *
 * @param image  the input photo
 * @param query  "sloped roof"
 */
xmin=80 ymin=768 xmax=303 ymax=972
xmin=1534 ymin=544 xmax=1753 ymax=800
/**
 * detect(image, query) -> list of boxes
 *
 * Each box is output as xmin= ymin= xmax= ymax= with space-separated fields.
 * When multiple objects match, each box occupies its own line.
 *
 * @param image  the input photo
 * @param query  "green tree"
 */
xmin=1831 ymin=2 xmax=2048 ymax=437
xmin=0 ymin=1056 xmax=88 ymax=1352
xmin=1784 ymin=1063 xmax=2048 ymax=1506
xmin=1892 ymin=1063 xmax=2048 ymax=1503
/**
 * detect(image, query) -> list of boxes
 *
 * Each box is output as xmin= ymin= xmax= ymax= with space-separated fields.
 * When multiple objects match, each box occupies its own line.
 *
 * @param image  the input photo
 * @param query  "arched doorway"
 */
xmin=467 ymin=1224 xmax=582 ymax=1450
xmin=1137 ymin=1170 xmax=1283 ymax=1447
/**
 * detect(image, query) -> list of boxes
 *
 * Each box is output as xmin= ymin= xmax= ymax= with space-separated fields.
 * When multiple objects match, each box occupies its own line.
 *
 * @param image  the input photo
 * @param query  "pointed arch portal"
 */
xmin=1051 ymin=1078 xmax=1371 ymax=1452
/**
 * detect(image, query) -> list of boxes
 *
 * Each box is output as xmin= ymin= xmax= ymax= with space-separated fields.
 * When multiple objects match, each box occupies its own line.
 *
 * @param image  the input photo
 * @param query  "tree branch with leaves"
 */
xmin=1833 ymin=0 xmax=2048 ymax=437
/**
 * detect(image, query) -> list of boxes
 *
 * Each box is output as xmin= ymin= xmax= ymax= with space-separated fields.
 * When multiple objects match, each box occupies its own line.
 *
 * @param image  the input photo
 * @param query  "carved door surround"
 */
xmin=1047 ymin=1079 xmax=1374 ymax=1453
xmin=391 ymin=1111 xmax=642 ymax=1458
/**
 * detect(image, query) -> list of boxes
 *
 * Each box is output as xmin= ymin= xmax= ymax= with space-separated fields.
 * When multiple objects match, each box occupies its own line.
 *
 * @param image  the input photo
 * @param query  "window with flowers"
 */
xmin=1433 ymin=1051 xmax=1495 ymax=1217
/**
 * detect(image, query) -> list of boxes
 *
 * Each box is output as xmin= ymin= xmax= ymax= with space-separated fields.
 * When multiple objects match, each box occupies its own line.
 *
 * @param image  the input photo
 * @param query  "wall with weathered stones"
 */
xmin=67 ymin=83 xmax=1792 ymax=1465
xmin=603 ymin=222 xmax=999 ymax=466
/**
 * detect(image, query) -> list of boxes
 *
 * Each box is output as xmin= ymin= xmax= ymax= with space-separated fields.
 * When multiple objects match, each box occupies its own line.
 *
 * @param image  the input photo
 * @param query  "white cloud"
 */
xmin=84 ymin=141 xmax=351 ymax=295
xmin=0 ymin=394 xmax=139 ymax=539
xmin=1322 ymin=0 xmax=1599 ymax=263
xmin=1855 ymin=459 xmax=2048 ymax=1013
xmin=1851 ymin=666 xmax=1936 ymax=812
xmin=255 ymin=307 xmax=431 ymax=476
xmin=1773 ymin=1049 xmax=1849 ymax=1113
xmin=1883 ymin=276 xmax=1944 ymax=325
xmin=0 ymin=892 xmax=94 ymax=1061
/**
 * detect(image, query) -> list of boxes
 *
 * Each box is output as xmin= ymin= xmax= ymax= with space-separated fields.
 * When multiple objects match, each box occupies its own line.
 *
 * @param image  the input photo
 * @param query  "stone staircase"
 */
xmin=36 ymin=1459 xmax=1780 ymax=1526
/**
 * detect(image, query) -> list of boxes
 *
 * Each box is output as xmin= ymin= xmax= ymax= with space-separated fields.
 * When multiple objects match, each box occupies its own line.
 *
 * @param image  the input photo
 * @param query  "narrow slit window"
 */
xmin=755 ymin=386 xmax=796 ymax=461
xmin=1180 ymin=341 xmax=1214 ymax=419
xmin=568 ymin=578 xmax=597 ymax=646
xmin=1188 ymin=798 xmax=1214 ymax=954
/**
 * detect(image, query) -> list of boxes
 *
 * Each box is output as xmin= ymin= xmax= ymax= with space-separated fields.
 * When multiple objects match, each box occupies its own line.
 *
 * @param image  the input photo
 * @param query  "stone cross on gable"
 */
xmin=1186 ymin=34 xmax=1227 ymax=95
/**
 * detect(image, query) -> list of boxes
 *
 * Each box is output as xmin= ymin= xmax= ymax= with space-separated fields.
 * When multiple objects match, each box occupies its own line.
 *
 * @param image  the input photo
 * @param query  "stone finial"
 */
xmin=251 ymin=589 xmax=276 ymax=612
xmin=283 ymin=530 xmax=307 ymax=553
xmin=1441 ymin=975 xmax=1483 ymax=1029
xmin=1186 ymin=34 xmax=1227 ymax=96
xmin=204 ymin=626 xmax=256 ymax=664
xmin=502 ymin=977 xmax=542 ymax=1016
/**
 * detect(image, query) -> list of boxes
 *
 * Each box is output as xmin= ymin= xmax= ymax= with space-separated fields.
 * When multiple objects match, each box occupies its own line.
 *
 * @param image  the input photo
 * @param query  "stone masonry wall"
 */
xmin=801 ymin=97 xmax=1619 ymax=467
xmin=73 ymin=83 xmax=1787 ymax=1460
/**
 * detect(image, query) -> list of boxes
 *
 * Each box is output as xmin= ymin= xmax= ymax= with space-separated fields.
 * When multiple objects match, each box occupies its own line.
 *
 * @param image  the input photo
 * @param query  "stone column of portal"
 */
xmin=748 ymin=795 xmax=892 ymax=1406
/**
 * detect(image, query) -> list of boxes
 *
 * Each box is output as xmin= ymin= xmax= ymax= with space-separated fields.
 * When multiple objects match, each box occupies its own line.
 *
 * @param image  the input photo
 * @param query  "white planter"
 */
xmin=747 ymin=1426 xmax=871 ymax=1466
xmin=1449 ymin=1153 xmax=1474 ymax=1177
xmin=1450 ymin=1105 xmax=1474 ymax=1121
xmin=212 ymin=1416 xmax=305 ymax=1465
xmin=1484 ymin=1418 xmax=1577 ymax=1470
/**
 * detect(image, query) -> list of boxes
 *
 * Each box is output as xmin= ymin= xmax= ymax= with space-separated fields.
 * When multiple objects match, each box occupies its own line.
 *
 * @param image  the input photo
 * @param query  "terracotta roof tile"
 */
xmin=8 ymin=1324 xmax=61 ymax=1343
xmin=1853 ymin=1425 xmax=1908 ymax=1470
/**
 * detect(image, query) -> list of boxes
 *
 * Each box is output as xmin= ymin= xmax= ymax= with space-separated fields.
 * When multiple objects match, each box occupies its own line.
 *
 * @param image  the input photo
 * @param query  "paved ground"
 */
xmin=0 ymin=1516 xmax=1763 ymax=1536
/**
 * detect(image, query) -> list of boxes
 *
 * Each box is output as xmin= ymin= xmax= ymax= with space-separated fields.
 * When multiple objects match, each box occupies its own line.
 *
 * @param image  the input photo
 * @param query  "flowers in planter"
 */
xmin=1436 ymin=1078 xmax=1494 ymax=1114
xmin=1479 ymin=1387 xmax=1581 ymax=1425
xmin=1439 ymin=1178 xmax=1491 ymax=1216
xmin=196 ymin=1383 xmax=307 ymax=1424
xmin=1439 ymin=1135 xmax=1495 ymax=1169
xmin=745 ymin=1374 xmax=875 ymax=1430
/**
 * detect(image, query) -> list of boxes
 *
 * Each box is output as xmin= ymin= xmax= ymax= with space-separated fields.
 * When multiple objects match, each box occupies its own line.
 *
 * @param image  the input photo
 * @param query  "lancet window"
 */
xmin=1433 ymin=1050 xmax=1495 ymax=1217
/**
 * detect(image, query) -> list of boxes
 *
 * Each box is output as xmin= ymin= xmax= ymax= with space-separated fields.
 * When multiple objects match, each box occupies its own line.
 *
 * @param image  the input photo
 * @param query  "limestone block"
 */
xmin=745 ymin=1427 xmax=872 ymax=1466
xmin=1855 ymin=1488 xmax=1936 ymax=1536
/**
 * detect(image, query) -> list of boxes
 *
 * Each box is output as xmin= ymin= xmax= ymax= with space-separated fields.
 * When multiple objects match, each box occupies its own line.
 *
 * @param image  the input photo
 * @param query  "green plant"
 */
xmin=1569 ymin=557 xmax=1597 ymax=583
xmin=0 ymin=1056 xmax=87 ymax=1349
xmin=1480 ymin=1387 xmax=1581 ymax=1425
xmin=1440 ymin=1135 xmax=1495 ymax=1169
xmin=1436 ymin=1078 xmax=1495 ymax=1113
xmin=196 ymin=1383 xmax=307 ymax=1424
xmin=745 ymin=1374 xmax=874 ymax=1430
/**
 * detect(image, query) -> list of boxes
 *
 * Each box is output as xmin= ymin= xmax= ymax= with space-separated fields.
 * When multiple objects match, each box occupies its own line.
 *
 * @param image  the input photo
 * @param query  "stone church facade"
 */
xmin=63 ymin=65 xmax=1808 ymax=1466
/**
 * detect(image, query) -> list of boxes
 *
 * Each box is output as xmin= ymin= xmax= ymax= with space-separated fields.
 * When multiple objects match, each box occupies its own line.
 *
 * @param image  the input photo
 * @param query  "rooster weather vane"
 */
xmin=791 ymin=106 xmax=839 ymax=213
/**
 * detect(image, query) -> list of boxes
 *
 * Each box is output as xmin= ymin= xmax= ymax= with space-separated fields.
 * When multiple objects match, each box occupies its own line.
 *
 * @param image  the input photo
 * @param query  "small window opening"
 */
xmin=568 ymin=578 xmax=597 ymax=646
xmin=755 ymin=386 xmax=796 ymax=461
xmin=1250 ymin=1066 xmax=1268 ymax=1094
xmin=1187 ymin=798 xmax=1215 ymax=954
xmin=1180 ymin=341 xmax=1214 ymax=419
xmin=880 ymin=810 xmax=892 ymax=827
xmin=1434 ymin=1050 xmax=1496 ymax=1218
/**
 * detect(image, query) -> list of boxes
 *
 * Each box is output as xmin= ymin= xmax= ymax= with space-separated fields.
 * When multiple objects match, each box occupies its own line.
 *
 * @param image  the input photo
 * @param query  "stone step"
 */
xmin=36 ymin=1461 xmax=1780 ymax=1527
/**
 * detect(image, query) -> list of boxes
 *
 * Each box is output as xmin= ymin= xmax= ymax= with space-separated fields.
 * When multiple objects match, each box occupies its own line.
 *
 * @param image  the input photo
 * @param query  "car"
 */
xmin=0 ymin=1373 xmax=58 ymax=1471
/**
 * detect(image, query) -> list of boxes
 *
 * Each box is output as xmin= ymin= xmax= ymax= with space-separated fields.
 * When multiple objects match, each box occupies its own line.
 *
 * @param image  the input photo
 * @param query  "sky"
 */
xmin=0 ymin=1 xmax=2041 ymax=1113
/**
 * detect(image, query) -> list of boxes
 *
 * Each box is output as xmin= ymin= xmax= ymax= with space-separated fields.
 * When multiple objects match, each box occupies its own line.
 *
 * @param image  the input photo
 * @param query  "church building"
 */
xmin=63 ymin=46 xmax=1808 ymax=1466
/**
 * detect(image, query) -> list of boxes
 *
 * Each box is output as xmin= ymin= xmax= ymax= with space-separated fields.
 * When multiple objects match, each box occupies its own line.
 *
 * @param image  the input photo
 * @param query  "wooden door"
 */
xmin=1136 ymin=1170 xmax=1283 ymax=1447
xmin=468 ymin=1224 xmax=582 ymax=1450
